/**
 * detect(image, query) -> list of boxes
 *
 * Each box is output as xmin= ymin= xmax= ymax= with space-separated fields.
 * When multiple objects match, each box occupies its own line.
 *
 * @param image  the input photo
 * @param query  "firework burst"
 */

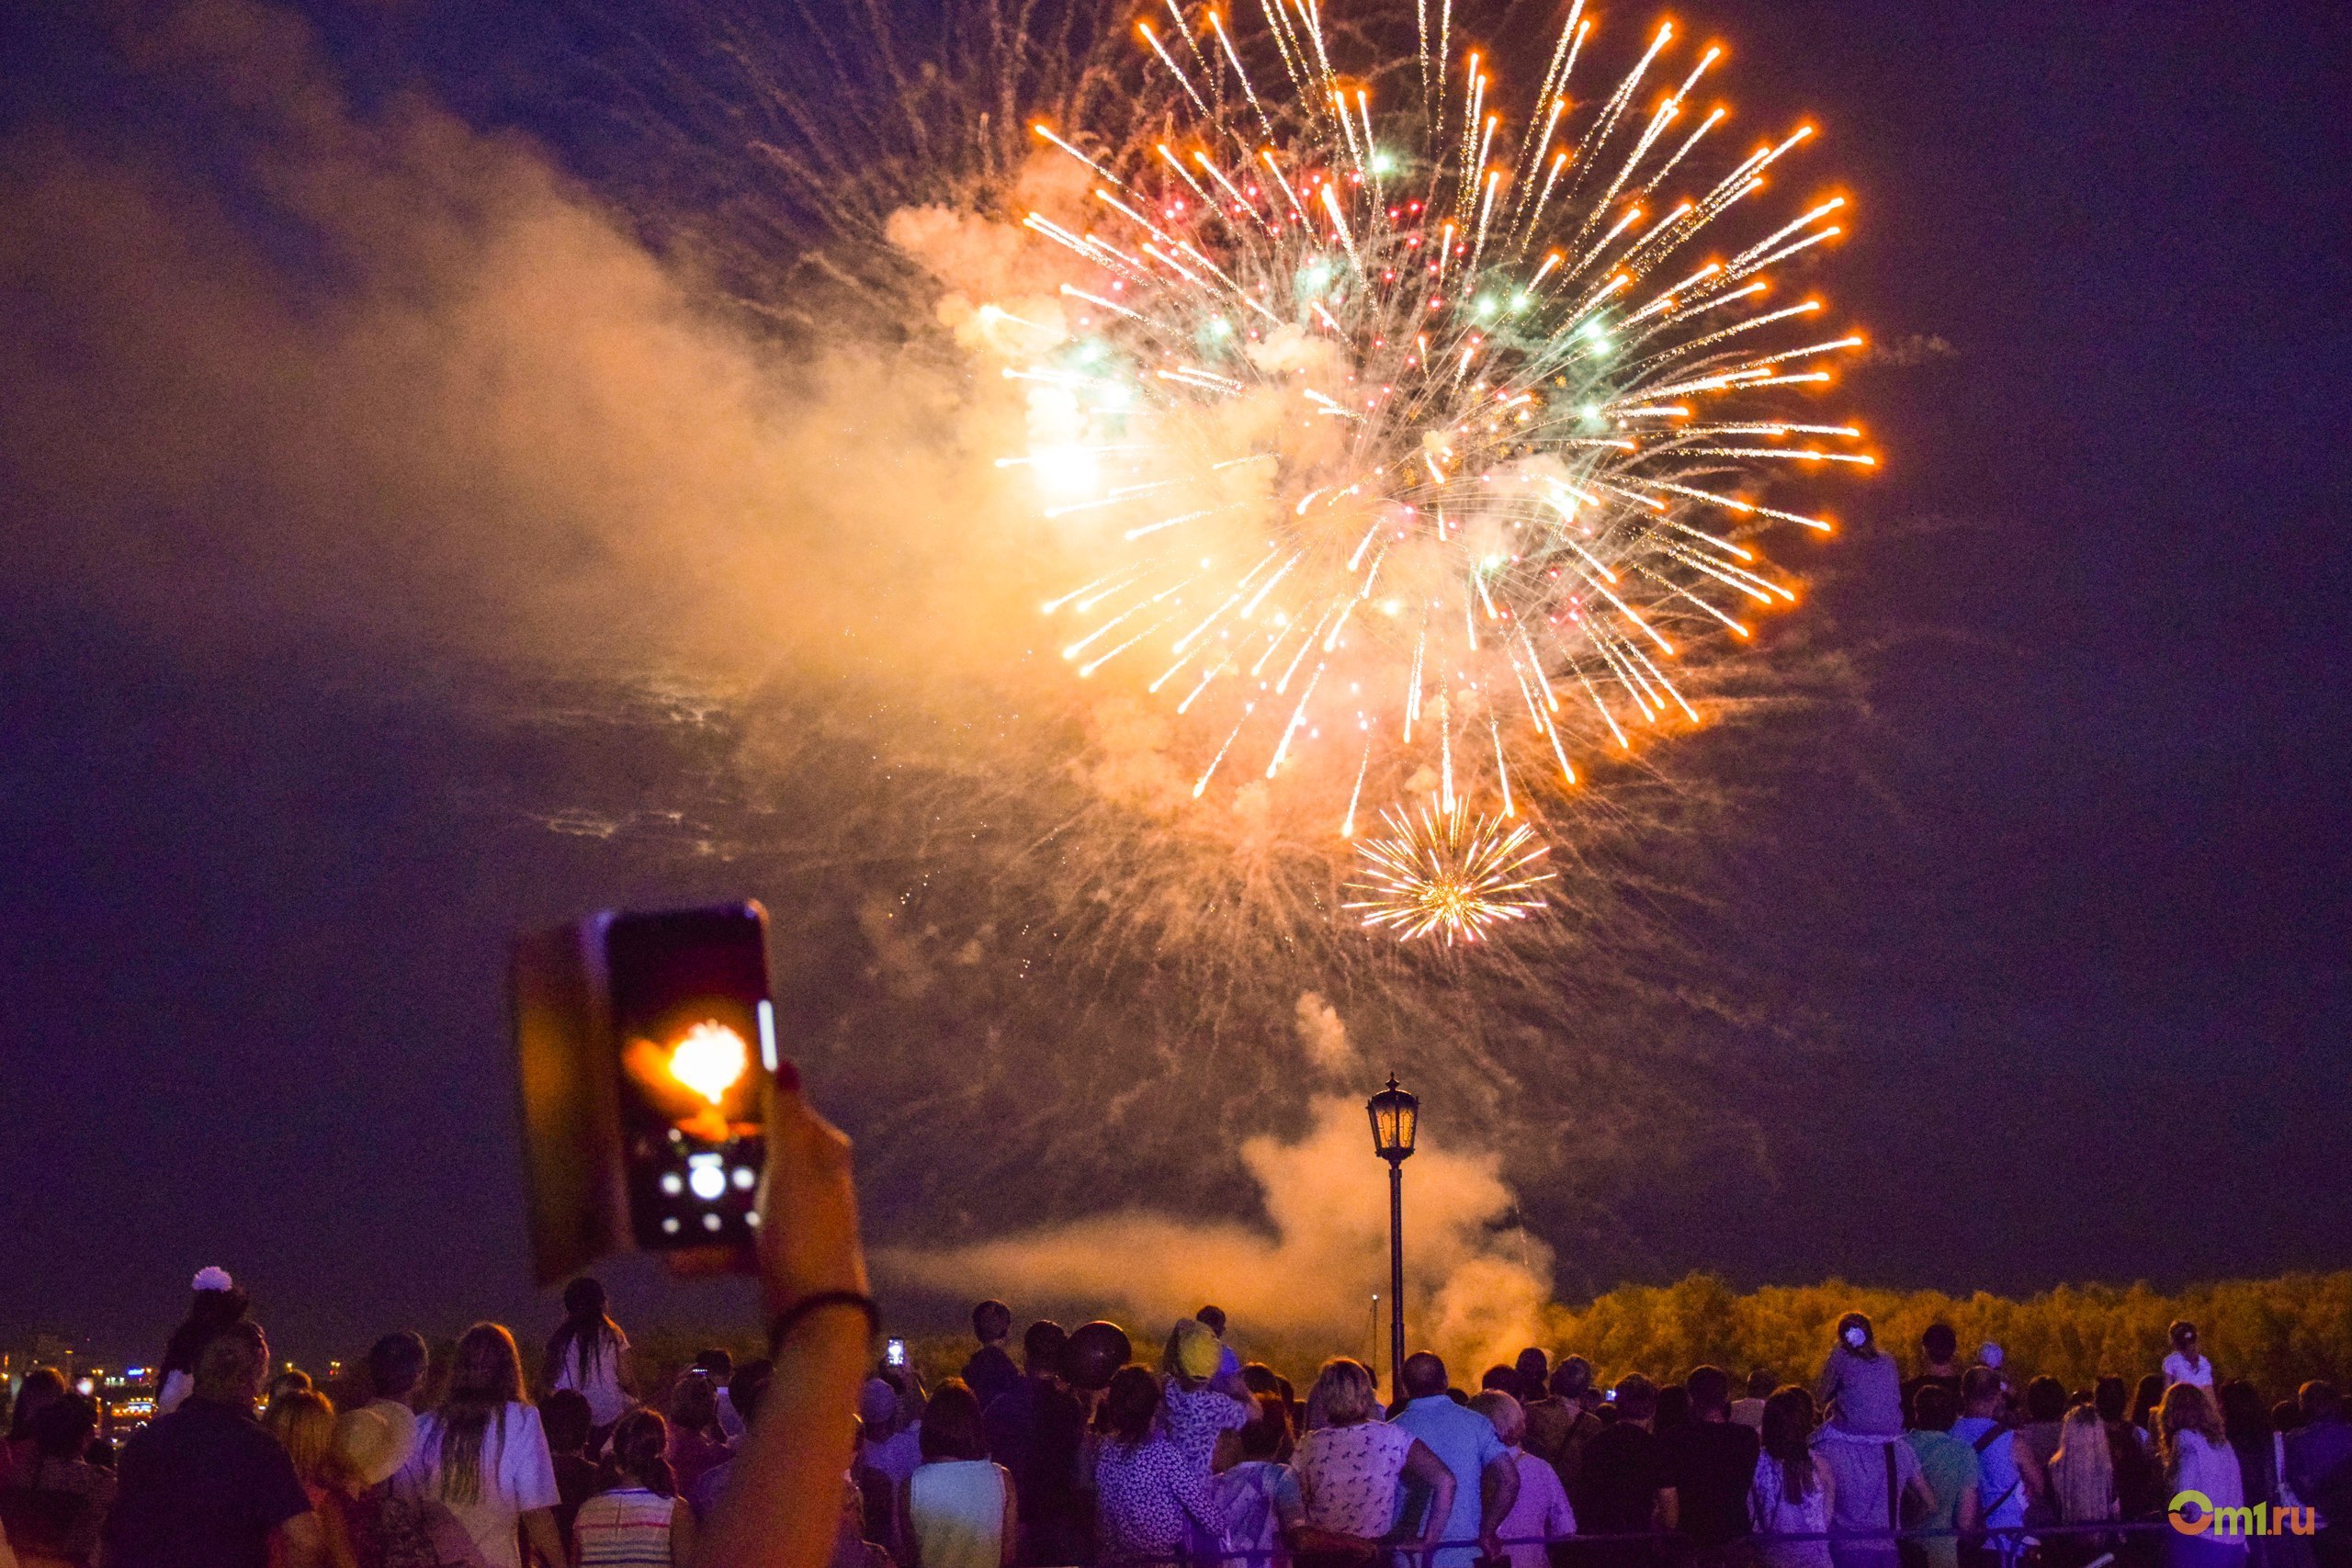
xmin=1344 ymin=799 xmax=1554 ymax=942
xmin=985 ymin=0 xmax=1871 ymax=936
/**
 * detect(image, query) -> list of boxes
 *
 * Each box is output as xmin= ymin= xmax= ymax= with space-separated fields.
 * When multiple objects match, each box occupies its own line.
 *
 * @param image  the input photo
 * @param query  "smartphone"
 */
xmin=514 ymin=902 xmax=775 ymax=1281
xmin=607 ymin=906 xmax=772 ymax=1256
xmin=885 ymin=1337 xmax=909 ymax=1370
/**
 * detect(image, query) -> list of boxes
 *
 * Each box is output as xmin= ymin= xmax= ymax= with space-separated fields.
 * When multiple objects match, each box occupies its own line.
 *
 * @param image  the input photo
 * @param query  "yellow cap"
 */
xmin=1170 ymin=1317 xmax=1223 ymax=1382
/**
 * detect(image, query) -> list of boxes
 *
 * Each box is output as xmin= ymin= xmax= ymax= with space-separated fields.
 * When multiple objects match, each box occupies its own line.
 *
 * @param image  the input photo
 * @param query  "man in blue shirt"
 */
xmin=1392 ymin=1351 xmax=1521 ymax=1567
xmin=1950 ymin=1368 xmax=2026 ymax=1568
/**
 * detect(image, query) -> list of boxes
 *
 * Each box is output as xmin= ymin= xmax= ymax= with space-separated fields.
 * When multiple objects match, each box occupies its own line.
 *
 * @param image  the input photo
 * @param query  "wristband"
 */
xmin=767 ymin=1291 xmax=880 ymax=1357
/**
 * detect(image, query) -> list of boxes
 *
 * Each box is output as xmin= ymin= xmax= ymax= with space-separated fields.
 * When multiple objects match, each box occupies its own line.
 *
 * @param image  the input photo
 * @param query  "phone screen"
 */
xmin=886 ymin=1337 xmax=908 ymax=1368
xmin=606 ymin=907 xmax=771 ymax=1253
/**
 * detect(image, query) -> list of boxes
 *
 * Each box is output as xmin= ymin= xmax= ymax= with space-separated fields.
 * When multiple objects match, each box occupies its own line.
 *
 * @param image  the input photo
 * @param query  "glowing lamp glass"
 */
xmin=1366 ymin=1076 xmax=1419 ymax=1162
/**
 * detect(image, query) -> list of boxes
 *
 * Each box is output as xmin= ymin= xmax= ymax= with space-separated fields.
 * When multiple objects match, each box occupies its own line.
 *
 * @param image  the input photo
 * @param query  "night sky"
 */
xmin=2 ymin=0 xmax=2346 ymax=1368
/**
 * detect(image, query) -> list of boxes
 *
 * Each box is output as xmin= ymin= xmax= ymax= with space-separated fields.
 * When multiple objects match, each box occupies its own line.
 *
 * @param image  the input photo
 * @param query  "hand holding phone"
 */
xmin=751 ymin=1064 xmax=868 ymax=1324
xmin=514 ymin=903 xmax=778 ymax=1280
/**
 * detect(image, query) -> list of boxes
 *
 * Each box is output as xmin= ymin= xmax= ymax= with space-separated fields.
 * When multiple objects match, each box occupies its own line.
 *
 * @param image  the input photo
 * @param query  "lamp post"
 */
xmin=1366 ymin=1074 xmax=1419 ymax=1402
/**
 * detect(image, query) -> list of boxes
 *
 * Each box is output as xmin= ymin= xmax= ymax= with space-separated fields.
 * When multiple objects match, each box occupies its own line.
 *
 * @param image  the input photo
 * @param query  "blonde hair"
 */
xmin=2050 ymin=1404 xmax=2114 ymax=1523
xmin=1470 ymin=1389 xmax=1526 ymax=1445
xmin=266 ymin=1387 xmax=346 ymax=1493
xmin=1307 ymin=1358 xmax=1378 ymax=1427
xmin=2157 ymin=1382 xmax=2225 ymax=1474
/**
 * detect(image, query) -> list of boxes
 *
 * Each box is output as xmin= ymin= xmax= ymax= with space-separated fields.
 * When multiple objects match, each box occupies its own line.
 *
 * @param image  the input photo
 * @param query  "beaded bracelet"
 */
xmin=767 ymin=1291 xmax=880 ymax=1357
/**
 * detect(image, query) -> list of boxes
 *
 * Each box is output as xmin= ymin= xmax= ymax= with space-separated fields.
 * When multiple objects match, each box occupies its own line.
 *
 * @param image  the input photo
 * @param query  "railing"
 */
xmin=1090 ymin=1517 xmax=2212 ymax=1567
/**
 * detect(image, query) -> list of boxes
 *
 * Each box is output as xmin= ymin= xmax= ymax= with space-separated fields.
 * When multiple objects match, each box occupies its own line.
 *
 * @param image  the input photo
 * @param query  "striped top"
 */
xmin=574 ymin=1486 xmax=677 ymax=1566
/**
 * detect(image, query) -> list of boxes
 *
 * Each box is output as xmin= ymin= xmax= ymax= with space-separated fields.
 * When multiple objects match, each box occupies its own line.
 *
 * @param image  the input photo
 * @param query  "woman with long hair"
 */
xmin=154 ymin=1267 xmax=249 ymax=1417
xmin=2158 ymin=1384 xmax=2247 ymax=1568
xmin=395 ymin=1323 xmax=565 ymax=1568
xmin=265 ymin=1389 xmax=360 ymax=1568
xmin=571 ymin=1409 xmax=695 ymax=1566
xmin=2047 ymin=1404 xmax=2119 ymax=1568
xmin=1749 ymin=1387 xmax=1836 ymax=1568
xmin=546 ymin=1278 xmax=634 ymax=1452
xmin=897 ymin=1380 xmax=1015 ymax=1568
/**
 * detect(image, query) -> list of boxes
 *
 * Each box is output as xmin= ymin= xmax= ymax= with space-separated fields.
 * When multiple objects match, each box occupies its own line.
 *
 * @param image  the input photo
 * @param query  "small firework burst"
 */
xmin=1345 ymin=801 xmax=1555 ymax=943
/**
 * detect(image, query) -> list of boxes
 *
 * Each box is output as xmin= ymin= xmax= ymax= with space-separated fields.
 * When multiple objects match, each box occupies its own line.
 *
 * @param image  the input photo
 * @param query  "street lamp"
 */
xmin=1366 ymin=1074 xmax=1419 ymax=1402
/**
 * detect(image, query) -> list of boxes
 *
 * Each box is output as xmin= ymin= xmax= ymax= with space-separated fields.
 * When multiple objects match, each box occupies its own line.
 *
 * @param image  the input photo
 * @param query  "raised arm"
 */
xmin=694 ymin=1071 xmax=873 ymax=1568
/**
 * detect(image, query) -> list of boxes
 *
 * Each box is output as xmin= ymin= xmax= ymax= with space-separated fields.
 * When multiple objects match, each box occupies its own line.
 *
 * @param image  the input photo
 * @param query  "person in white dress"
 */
xmin=396 ymin=1322 xmax=565 ymax=1568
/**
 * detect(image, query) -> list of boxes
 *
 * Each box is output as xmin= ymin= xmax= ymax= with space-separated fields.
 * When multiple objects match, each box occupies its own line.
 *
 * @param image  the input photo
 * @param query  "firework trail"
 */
xmin=970 ymin=0 xmax=1870 ymax=934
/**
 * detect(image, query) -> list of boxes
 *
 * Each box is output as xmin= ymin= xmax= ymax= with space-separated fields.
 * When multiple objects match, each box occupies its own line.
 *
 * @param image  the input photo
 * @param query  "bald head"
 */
xmin=1402 ymin=1351 xmax=1450 ymax=1398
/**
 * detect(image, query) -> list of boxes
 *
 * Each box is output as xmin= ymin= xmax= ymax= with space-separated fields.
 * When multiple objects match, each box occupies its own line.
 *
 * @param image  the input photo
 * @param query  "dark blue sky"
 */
xmin=1 ymin=0 xmax=2346 ymax=1365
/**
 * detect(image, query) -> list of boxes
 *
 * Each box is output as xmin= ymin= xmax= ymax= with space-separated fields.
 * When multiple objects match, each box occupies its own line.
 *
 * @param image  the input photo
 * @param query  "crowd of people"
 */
xmin=0 ymin=1267 xmax=807 ymax=1567
xmin=3 ymin=1076 xmax=2348 ymax=1568
xmin=24 ymin=1258 xmax=2346 ymax=1568
xmin=845 ymin=1306 xmax=2352 ymax=1568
